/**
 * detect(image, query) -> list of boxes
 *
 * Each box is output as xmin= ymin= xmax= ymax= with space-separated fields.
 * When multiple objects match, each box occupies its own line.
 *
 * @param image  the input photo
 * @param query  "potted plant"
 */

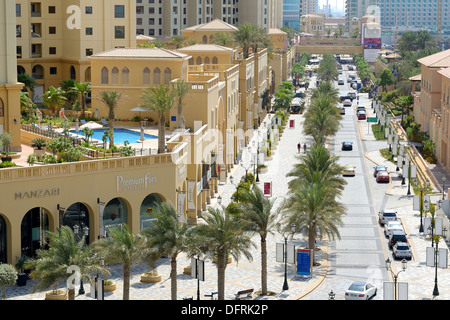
xmin=15 ymin=256 xmax=30 ymax=287
xmin=31 ymin=138 xmax=47 ymax=159
xmin=0 ymin=131 xmax=13 ymax=163
xmin=0 ymin=264 xmax=17 ymax=299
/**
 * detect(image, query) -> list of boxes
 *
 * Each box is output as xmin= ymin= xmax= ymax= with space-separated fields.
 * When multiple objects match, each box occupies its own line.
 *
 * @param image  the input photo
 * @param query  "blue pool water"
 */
xmin=70 ymin=128 xmax=158 ymax=144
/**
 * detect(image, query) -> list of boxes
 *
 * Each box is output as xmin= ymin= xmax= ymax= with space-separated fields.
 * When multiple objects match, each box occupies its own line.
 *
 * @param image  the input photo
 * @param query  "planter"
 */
xmin=16 ymin=273 xmax=28 ymax=287
xmin=45 ymin=289 xmax=68 ymax=300
xmin=140 ymin=271 xmax=161 ymax=283
xmin=183 ymin=265 xmax=191 ymax=275
xmin=104 ymin=280 xmax=116 ymax=292
xmin=34 ymin=149 xmax=45 ymax=159
xmin=1 ymin=156 xmax=12 ymax=163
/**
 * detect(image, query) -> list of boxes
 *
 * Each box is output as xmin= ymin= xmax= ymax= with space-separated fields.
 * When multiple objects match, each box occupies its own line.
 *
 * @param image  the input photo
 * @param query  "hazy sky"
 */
xmin=319 ymin=0 xmax=345 ymax=11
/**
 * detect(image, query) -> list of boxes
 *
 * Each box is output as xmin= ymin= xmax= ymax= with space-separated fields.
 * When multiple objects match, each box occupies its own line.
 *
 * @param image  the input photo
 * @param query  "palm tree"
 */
xmin=98 ymin=91 xmax=123 ymax=148
xmin=211 ymin=32 xmax=236 ymax=47
xmin=169 ymin=35 xmax=187 ymax=49
xmin=93 ymin=225 xmax=145 ymax=300
xmin=60 ymin=79 xmax=79 ymax=111
xmin=281 ymin=181 xmax=346 ymax=266
xmin=42 ymin=86 xmax=67 ymax=116
xmin=233 ymin=23 xmax=258 ymax=59
xmin=238 ymin=185 xmax=278 ymax=296
xmin=317 ymin=54 xmax=338 ymax=83
xmin=172 ymin=79 xmax=190 ymax=129
xmin=25 ymin=226 xmax=108 ymax=300
xmin=72 ymin=81 xmax=91 ymax=118
xmin=188 ymin=206 xmax=255 ymax=300
xmin=140 ymin=84 xmax=176 ymax=154
xmin=142 ymin=201 xmax=189 ymax=300
xmin=17 ymin=73 xmax=37 ymax=93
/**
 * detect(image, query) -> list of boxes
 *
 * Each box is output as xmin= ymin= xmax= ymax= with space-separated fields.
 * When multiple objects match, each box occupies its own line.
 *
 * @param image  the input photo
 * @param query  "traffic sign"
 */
xmin=367 ymin=117 xmax=378 ymax=123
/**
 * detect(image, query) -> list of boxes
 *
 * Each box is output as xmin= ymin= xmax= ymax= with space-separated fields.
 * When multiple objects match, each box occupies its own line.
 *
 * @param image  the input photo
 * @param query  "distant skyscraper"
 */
xmin=283 ymin=0 xmax=301 ymax=30
xmin=300 ymin=0 xmax=319 ymax=16
xmin=345 ymin=0 xmax=377 ymax=31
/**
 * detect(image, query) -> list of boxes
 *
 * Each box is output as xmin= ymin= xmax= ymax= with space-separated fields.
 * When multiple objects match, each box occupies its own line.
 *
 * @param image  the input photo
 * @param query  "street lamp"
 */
xmin=442 ymin=176 xmax=447 ymax=200
xmin=432 ymin=227 xmax=447 ymax=297
xmin=282 ymin=223 xmax=296 ymax=291
xmin=73 ymin=224 xmax=89 ymax=295
xmin=385 ymin=257 xmax=407 ymax=300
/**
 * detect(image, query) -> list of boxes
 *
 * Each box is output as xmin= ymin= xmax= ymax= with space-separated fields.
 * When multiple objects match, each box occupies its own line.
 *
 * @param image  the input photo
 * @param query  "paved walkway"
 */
xmin=6 ymin=92 xmax=450 ymax=301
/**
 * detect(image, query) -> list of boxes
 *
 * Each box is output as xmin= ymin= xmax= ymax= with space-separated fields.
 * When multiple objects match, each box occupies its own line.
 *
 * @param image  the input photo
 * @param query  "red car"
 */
xmin=376 ymin=170 xmax=390 ymax=183
xmin=358 ymin=111 xmax=367 ymax=120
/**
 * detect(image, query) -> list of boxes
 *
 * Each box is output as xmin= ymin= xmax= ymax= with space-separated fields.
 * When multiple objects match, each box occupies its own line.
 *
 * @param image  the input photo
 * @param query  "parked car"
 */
xmin=345 ymin=281 xmax=377 ymax=300
xmin=343 ymin=100 xmax=352 ymax=107
xmin=376 ymin=170 xmax=390 ymax=182
xmin=378 ymin=209 xmax=398 ymax=225
xmin=290 ymin=105 xmax=301 ymax=113
xmin=339 ymin=107 xmax=345 ymax=115
xmin=340 ymin=95 xmax=354 ymax=102
xmin=393 ymin=242 xmax=412 ymax=260
xmin=373 ymin=165 xmax=388 ymax=177
xmin=294 ymin=91 xmax=304 ymax=98
xmin=358 ymin=111 xmax=367 ymax=120
xmin=338 ymin=79 xmax=344 ymax=85
xmin=348 ymin=92 xmax=357 ymax=99
xmin=389 ymin=230 xmax=408 ymax=249
xmin=343 ymin=164 xmax=356 ymax=176
xmin=347 ymin=77 xmax=353 ymax=83
xmin=341 ymin=141 xmax=353 ymax=151
xmin=384 ymin=220 xmax=403 ymax=238
xmin=356 ymin=106 xmax=366 ymax=113
xmin=348 ymin=65 xmax=354 ymax=71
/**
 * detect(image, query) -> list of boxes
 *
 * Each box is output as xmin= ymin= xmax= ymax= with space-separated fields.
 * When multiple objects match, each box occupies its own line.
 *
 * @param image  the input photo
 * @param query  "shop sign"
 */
xmin=15 ymin=188 xmax=60 ymax=200
xmin=116 ymin=173 xmax=157 ymax=192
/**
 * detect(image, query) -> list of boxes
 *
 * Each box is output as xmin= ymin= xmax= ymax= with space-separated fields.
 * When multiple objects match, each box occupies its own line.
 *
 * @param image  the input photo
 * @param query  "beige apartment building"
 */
xmin=15 ymin=0 xmax=136 ymax=102
xmin=136 ymin=0 xmax=283 ymax=38
xmin=181 ymin=19 xmax=238 ymax=45
xmin=411 ymin=49 xmax=450 ymax=170
xmin=301 ymin=14 xmax=325 ymax=35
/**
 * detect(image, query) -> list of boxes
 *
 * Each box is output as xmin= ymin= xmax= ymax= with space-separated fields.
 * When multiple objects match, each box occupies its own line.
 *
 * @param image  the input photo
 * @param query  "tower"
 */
xmin=0 ymin=0 xmax=23 ymax=152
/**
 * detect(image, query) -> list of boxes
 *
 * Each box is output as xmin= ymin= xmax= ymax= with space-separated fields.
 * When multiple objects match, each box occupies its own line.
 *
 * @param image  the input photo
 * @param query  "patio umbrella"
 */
xmin=80 ymin=121 xmax=103 ymax=130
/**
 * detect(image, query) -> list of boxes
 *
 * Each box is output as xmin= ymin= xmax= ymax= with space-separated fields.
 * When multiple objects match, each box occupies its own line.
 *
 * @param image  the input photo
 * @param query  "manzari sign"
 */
xmin=15 ymin=188 xmax=60 ymax=200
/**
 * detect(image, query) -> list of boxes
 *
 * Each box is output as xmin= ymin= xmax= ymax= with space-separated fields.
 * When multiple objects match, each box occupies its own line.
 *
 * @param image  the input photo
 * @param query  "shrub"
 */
xmin=0 ymin=264 xmax=18 ymax=299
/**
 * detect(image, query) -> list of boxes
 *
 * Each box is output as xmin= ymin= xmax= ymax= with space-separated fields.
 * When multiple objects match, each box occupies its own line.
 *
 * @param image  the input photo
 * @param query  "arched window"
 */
xmin=196 ymin=56 xmax=202 ymax=65
xmin=164 ymin=68 xmax=172 ymax=85
xmin=0 ymin=98 xmax=4 ymax=117
xmin=212 ymin=56 xmax=218 ymax=64
xmin=204 ymin=56 xmax=210 ymax=64
xmin=202 ymin=35 xmax=208 ymax=44
xmin=143 ymin=68 xmax=150 ymax=85
xmin=32 ymin=65 xmax=44 ymax=80
xmin=111 ymin=67 xmax=119 ymax=84
xmin=154 ymin=67 xmax=161 ymax=85
xmin=101 ymin=67 xmax=109 ymax=84
xmin=122 ymin=67 xmax=129 ymax=85
xmin=70 ymin=66 xmax=76 ymax=80
xmin=85 ymin=67 xmax=91 ymax=82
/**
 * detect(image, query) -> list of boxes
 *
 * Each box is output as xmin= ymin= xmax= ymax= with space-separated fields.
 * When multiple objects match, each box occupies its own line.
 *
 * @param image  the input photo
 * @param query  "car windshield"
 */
xmin=348 ymin=283 xmax=365 ymax=292
xmin=384 ymin=212 xmax=396 ymax=217
xmin=397 ymin=245 xmax=409 ymax=250
xmin=376 ymin=166 xmax=386 ymax=171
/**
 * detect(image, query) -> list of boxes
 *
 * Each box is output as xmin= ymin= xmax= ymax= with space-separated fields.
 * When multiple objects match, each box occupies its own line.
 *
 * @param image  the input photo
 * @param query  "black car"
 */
xmin=294 ymin=92 xmax=304 ymax=98
xmin=341 ymin=141 xmax=353 ymax=151
xmin=340 ymin=95 xmax=354 ymax=102
xmin=389 ymin=230 xmax=408 ymax=249
xmin=290 ymin=105 xmax=301 ymax=113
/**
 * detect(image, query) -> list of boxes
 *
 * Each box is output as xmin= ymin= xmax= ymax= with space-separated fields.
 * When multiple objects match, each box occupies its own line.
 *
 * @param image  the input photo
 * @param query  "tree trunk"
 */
xmin=109 ymin=117 xmax=115 ymax=148
xmin=177 ymin=105 xmax=183 ymax=129
xmin=308 ymin=229 xmax=316 ymax=270
xmin=123 ymin=265 xmax=130 ymax=300
xmin=158 ymin=116 xmax=166 ymax=154
xmin=261 ymin=235 xmax=268 ymax=295
xmin=68 ymin=287 xmax=75 ymax=300
xmin=217 ymin=252 xmax=227 ymax=300
xmin=170 ymin=256 xmax=177 ymax=300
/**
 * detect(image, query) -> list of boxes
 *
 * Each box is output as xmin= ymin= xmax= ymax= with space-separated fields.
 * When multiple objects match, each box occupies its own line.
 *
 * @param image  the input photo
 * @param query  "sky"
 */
xmin=318 ymin=0 xmax=346 ymax=11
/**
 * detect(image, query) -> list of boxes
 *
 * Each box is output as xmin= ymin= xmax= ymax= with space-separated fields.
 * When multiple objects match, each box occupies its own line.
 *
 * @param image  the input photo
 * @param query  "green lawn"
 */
xmin=371 ymin=124 xmax=387 ymax=140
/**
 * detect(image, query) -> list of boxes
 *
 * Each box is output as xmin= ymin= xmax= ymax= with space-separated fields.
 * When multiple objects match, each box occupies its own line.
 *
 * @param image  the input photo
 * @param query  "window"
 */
xmin=86 ymin=27 xmax=93 ymax=35
xmin=49 ymin=47 xmax=56 ymax=55
xmin=122 ymin=67 xmax=129 ymax=85
xmin=115 ymin=26 xmax=125 ymax=39
xmin=49 ymin=26 xmax=56 ymax=34
xmin=50 ymin=67 xmax=57 ymax=75
xmin=16 ymin=4 xmax=21 ymax=17
xmin=154 ymin=68 xmax=161 ymax=85
xmin=164 ymin=68 xmax=172 ymax=85
xmin=85 ymin=6 xmax=93 ymax=14
xmin=111 ymin=67 xmax=119 ymax=84
xmin=16 ymin=46 xmax=22 ymax=59
xmin=86 ymin=48 xmax=93 ymax=56
xmin=48 ymin=6 xmax=56 ymax=14
xmin=0 ymin=98 xmax=4 ymax=117
xmin=16 ymin=25 xmax=21 ymax=38
xmin=115 ymin=5 xmax=125 ymax=18
xmin=143 ymin=68 xmax=151 ymax=85
xmin=101 ymin=67 xmax=109 ymax=84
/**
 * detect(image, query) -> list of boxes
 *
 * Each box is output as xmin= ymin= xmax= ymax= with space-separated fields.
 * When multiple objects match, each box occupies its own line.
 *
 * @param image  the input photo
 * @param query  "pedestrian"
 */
xmin=297 ymin=142 xmax=301 ymax=153
xmin=304 ymin=143 xmax=307 ymax=153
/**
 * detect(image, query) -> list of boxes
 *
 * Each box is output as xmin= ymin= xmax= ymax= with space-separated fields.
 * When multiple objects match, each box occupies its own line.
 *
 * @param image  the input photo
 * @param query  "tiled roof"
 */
xmin=183 ymin=19 xmax=238 ymax=31
xmin=91 ymin=48 xmax=189 ymax=59
xmin=418 ymin=49 xmax=450 ymax=68
xmin=176 ymin=44 xmax=234 ymax=52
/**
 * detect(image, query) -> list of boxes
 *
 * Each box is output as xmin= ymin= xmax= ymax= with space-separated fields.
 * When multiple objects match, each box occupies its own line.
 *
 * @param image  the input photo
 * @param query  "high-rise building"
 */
xmin=136 ymin=0 xmax=283 ymax=38
xmin=345 ymin=0 xmax=376 ymax=32
xmin=300 ymin=0 xmax=319 ymax=16
xmin=376 ymin=0 xmax=450 ymax=45
xmin=15 ymin=0 xmax=136 ymax=101
xmin=283 ymin=0 xmax=301 ymax=30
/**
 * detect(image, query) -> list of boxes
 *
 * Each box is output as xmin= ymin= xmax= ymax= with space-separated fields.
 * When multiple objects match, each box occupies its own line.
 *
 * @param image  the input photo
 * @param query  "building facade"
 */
xmin=345 ymin=0 xmax=376 ymax=32
xmin=283 ymin=0 xmax=301 ymax=30
xmin=15 ymin=0 xmax=136 ymax=102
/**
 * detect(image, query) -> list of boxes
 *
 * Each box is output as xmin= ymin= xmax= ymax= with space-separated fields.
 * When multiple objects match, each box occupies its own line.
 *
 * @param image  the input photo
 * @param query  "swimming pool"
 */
xmin=70 ymin=128 xmax=158 ymax=144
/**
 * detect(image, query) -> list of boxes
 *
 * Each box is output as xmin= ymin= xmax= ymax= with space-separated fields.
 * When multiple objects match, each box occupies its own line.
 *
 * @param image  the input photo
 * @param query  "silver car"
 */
xmin=384 ymin=220 xmax=403 ymax=238
xmin=378 ymin=209 xmax=398 ymax=225
xmin=393 ymin=242 xmax=412 ymax=260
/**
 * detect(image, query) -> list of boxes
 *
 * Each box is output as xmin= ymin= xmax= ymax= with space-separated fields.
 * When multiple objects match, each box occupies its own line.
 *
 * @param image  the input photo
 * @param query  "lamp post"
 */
xmin=282 ymin=223 xmax=296 ymax=291
xmin=385 ymin=257 xmax=407 ymax=300
xmin=442 ymin=176 xmax=447 ymax=200
xmin=230 ymin=175 xmax=240 ymax=203
xmin=432 ymin=227 xmax=447 ymax=297
xmin=73 ymin=224 xmax=89 ymax=295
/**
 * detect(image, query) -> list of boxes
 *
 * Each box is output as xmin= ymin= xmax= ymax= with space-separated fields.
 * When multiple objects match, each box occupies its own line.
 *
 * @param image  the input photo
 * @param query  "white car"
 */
xmin=378 ymin=209 xmax=398 ymax=225
xmin=384 ymin=220 xmax=403 ymax=238
xmin=345 ymin=281 xmax=377 ymax=300
xmin=393 ymin=242 xmax=412 ymax=260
